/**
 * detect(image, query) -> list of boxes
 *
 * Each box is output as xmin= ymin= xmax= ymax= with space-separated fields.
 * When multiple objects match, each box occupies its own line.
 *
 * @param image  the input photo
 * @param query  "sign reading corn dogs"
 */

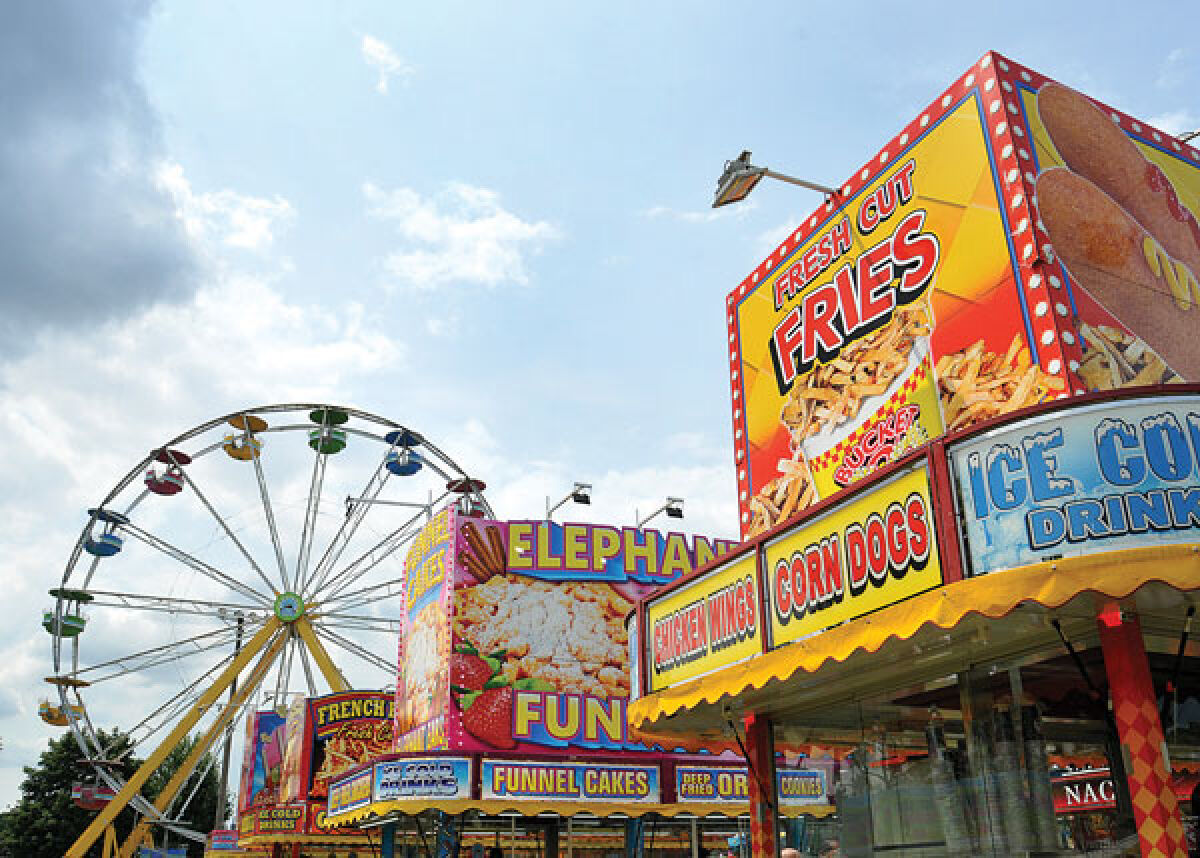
xmin=731 ymin=51 xmax=1200 ymax=540
xmin=765 ymin=465 xmax=941 ymax=648
xmin=951 ymin=394 xmax=1200 ymax=576
xmin=645 ymin=551 xmax=761 ymax=692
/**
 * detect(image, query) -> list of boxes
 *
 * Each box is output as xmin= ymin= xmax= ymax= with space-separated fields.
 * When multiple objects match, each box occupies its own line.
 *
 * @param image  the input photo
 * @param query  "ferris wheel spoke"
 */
xmin=164 ymin=459 xmax=279 ymax=599
xmin=117 ymin=525 xmax=272 ymax=606
xmin=314 ymin=626 xmax=395 ymax=674
xmin=297 ymin=637 xmax=318 ymax=697
xmin=305 ymin=452 xmax=396 ymax=596
xmin=87 ymin=588 xmax=270 ymax=620
xmin=78 ymin=553 xmax=103 ymax=590
xmin=315 ymin=499 xmax=442 ymax=601
xmin=317 ymin=575 xmax=404 ymax=611
xmin=293 ymin=442 xmax=330 ymax=597
xmin=249 ymin=437 xmax=290 ymax=591
xmin=86 ymin=633 xmax=246 ymax=685
xmin=167 ymin=740 xmax=222 ymax=822
xmin=73 ymin=625 xmax=241 ymax=679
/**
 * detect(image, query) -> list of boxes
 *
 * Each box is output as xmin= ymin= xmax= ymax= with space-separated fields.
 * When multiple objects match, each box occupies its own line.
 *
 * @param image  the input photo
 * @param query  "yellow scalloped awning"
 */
xmin=325 ymin=797 xmax=833 ymax=827
xmin=629 ymin=543 xmax=1200 ymax=734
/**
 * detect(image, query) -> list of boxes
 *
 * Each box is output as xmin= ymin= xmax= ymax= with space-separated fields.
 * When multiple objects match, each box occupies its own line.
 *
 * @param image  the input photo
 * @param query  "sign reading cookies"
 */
xmin=481 ymin=759 xmax=660 ymax=803
xmin=644 ymin=551 xmax=761 ymax=693
xmin=675 ymin=766 xmax=827 ymax=806
xmin=952 ymin=394 xmax=1200 ymax=576
xmin=765 ymin=465 xmax=942 ymax=649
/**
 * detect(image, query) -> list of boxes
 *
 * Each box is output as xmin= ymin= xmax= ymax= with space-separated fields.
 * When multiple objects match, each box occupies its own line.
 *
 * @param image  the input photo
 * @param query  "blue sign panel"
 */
xmin=951 ymin=395 xmax=1200 ymax=575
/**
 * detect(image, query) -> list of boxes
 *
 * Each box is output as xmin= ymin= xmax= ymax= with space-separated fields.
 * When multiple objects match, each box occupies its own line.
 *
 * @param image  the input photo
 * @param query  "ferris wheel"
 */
xmin=48 ymin=404 xmax=490 ymax=858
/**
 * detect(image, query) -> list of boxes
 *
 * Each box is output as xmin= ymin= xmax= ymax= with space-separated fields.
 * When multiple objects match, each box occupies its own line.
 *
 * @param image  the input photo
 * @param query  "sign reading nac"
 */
xmin=766 ymin=465 xmax=941 ymax=648
xmin=645 ymin=552 xmax=761 ymax=693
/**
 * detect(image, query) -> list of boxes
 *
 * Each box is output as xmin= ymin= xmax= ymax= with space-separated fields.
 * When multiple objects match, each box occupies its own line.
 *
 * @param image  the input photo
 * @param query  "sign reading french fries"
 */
xmin=730 ymin=51 xmax=1200 ymax=539
xmin=395 ymin=502 xmax=736 ymax=758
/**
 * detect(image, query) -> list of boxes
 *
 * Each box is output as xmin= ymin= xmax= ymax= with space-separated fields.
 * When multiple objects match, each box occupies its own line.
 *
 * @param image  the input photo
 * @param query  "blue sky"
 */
xmin=1 ymin=0 xmax=1197 ymax=814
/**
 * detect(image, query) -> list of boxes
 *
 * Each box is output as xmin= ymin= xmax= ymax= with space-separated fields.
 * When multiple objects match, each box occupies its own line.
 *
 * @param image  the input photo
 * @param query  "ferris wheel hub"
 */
xmin=273 ymin=591 xmax=306 ymax=623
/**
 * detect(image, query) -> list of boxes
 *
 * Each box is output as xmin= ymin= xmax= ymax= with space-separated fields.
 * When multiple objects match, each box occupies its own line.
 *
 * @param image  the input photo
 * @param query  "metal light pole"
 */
xmin=214 ymin=612 xmax=244 ymax=829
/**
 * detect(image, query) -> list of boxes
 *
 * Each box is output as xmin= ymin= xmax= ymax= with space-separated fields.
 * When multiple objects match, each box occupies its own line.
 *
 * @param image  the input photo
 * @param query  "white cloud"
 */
xmin=157 ymin=162 xmax=295 ymax=252
xmin=1146 ymin=109 xmax=1200 ymax=137
xmin=361 ymin=35 xmax=414 ymax=94
xmin=641 ymin=200 xmax=757 ymax=223
xmin=1156 ymin=49 xmax=1190 ymax=89
xmin=365 ymin=182 xmax=559 ymax=289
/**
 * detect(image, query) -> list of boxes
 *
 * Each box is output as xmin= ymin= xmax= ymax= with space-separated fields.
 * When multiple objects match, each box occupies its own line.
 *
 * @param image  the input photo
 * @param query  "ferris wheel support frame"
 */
xmin=294 ymin=616 xmax=349 ymax=693
xmin=116 ymin=628 xmax=289 ymax=858
xmin=65 ymin=617 xmax=283 ymax=858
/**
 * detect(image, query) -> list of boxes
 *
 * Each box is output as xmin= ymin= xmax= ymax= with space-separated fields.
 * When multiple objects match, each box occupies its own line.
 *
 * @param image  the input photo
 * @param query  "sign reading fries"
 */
xmin=731 ymin=52 xmax=1200 ymax=539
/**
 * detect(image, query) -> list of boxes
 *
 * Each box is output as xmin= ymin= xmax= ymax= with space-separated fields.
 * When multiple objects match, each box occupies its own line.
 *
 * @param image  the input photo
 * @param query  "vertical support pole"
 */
xmin=624 ymin=818 xmax=643 ymax=858
xmin=1098 ymin=606 xmax=1187 ymax=858
xmin=690 ymin=817 xmax=700 ymax=858
xmin=544 ymin=819 xmax=559 ymax=858
xmin=382 ymin=821 xmax=397 ymax=858
xmin=743 ymin=713 xmax=778 ymax=858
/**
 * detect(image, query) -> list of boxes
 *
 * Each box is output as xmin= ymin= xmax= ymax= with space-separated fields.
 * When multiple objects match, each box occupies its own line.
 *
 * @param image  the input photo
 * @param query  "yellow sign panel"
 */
xmin=765 ymin=466 xmax=941 ymax=649
xmin=645 ymin=552 xmax=761 ymax=693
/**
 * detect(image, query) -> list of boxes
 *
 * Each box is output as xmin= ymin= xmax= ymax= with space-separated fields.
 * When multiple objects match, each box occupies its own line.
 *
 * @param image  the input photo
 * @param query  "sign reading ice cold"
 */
xmin=953 ymin=396 xmax=1200 ymax=575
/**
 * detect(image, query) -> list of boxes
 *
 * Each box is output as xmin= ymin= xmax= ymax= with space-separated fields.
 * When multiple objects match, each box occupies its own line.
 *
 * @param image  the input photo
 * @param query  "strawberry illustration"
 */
xmin=461 ymin=686 xmax=515 ymax=749
xmin=450 ymin=652 xmax=493 ymax=691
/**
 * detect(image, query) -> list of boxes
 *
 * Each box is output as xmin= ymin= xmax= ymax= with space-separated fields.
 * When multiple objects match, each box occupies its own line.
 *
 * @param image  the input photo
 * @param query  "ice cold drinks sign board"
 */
xmin=952 ymin=394 xmax=1200 ymax=575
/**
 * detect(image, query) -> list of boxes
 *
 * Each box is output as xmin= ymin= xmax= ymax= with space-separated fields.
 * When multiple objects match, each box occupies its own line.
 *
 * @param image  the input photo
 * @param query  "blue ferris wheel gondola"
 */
xmin=384 ymin=429 xmax=423 ymax=476
xmin=83 ymin=509 xmax=130 ymax=558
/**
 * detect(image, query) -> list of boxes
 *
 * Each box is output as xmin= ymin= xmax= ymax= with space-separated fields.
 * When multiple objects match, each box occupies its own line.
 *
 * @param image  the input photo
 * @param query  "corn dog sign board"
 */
xmin=730 ymin=51 xmax=1200 ymax=541
xmin=394 ymin=502 xmax=737 ymax=757
xmin=951 ymin=394 xmax=1200 ymax=576
xmin=765 ymin=465 xmax=941 ymax=649
xmin=644 ymin=551 xmax=761 ymax=693
xmin=1016 ymin=64 xmax=1200 ymax=389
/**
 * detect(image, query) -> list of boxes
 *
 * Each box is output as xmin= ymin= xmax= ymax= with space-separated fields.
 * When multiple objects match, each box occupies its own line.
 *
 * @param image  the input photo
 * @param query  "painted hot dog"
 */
xmin=1037 ymin=82 xmax=1200 ymax=280
xmin=1036 ymin=167 xmax=1200 ymax=379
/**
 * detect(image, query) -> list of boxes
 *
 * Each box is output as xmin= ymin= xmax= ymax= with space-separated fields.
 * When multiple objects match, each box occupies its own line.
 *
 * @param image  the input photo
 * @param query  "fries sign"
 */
xmin=730 ymin=51 xmax=1200 ymax=539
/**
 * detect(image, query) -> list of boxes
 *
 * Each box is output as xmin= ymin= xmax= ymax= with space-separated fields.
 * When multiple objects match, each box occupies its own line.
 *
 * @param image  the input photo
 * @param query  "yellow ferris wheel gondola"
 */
xmin=222 ymin=414 xmax=268 ymax=461
xmin=39 ymin=699 xmax=85 ymax=726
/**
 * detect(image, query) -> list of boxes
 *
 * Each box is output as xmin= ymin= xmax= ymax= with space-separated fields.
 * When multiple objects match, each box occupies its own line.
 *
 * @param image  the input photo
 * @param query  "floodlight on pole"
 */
xmin=712 ymin=150 xmax=839 ymax=208
xmin=635 ymin=497 xmax=684 ymax=529
xmin=547 ymin=482 xmax=592 ymax=521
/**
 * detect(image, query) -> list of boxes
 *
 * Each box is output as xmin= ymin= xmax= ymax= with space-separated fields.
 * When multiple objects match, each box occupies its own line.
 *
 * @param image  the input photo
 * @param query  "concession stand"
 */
xmin=321 ymin=506 xmax=831 ymax=856
xmin=630 ymin=52 xmax=1200 ymax=858
xmin=235 ymin=692 xmax=392 ymax=856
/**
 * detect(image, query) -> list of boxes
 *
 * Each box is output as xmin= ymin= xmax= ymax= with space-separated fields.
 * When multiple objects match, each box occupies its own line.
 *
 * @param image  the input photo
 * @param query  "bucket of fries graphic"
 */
xmin=790 ymin=303 xmax=944 ymax=498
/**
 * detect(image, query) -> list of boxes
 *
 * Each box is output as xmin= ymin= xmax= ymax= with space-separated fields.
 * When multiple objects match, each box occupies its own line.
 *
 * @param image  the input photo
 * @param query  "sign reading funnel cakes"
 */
xmin=393 ymin=502 xmax=736 ymax=755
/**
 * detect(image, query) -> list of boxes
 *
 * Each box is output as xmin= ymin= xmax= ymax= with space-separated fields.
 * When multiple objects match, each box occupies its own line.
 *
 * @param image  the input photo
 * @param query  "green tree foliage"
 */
xmin=0 ymin=730 xmax=229 ymax=858
xmin=0 ymin=729 xmax=139 ymax=858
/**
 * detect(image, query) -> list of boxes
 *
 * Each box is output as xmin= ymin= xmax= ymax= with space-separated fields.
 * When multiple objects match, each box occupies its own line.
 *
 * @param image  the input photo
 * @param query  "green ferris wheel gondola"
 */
xmin=308 ymin=408 xmax=350 ymax=454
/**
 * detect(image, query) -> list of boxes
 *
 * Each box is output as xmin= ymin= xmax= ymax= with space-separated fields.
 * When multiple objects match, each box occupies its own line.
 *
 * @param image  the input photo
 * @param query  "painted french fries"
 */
xmin=1036 ymin=83 xmax=1200 ymax=381
xmin=935 ymin=334 xmax=1065 ymax=431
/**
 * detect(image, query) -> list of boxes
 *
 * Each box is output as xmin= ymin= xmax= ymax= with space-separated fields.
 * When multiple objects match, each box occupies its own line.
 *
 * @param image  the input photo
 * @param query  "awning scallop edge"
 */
xmin=628 ymin=543 xmax=1200 ymax=731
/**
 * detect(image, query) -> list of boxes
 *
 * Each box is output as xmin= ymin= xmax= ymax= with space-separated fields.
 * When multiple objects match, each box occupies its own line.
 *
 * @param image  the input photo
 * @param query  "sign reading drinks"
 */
xmin=952 ymin=395 xmax=1200 ymax=576
xmin=373 ymin=757 xmax=471 ymax=801
xmin=765 ymin=465 xmax=941 ymax=648
xmin=645 ymin=552 xmax=761 ymax=693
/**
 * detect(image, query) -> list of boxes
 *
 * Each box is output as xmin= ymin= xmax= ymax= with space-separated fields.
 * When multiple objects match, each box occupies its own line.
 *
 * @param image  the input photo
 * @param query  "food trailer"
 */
xmin=630 ymin=51 xmax=1200 ymax=858
xmin=321 ymin=505 xmax=831 ymax=855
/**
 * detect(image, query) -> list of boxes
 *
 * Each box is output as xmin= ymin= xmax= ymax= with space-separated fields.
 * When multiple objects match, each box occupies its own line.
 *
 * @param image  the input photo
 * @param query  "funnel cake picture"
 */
xmin=1035 ymin=82 xmax=1200 ymax=382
